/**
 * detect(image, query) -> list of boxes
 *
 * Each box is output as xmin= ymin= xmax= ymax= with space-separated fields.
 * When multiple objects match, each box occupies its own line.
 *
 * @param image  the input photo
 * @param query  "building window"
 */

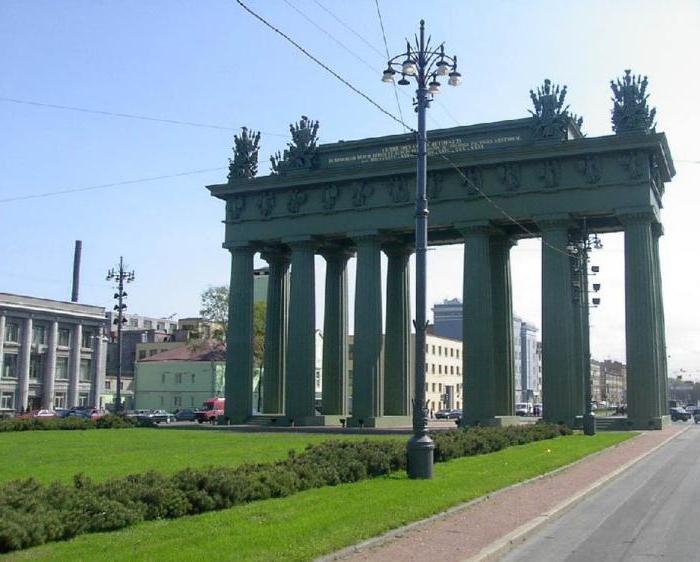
xmin=79 ymin=359 xmax=92 ymax=382
xmin=54 ymin=392 xmax=66 ymax=409
xmin=2 ymin=354 xmax=18 ymax=378
xmin=450 ymin=348 xmax=454 ymax=357
xmin=157 ymin=322 xmax=165 ymax=331
xmin=457 ymin=366 xmax=460 ymax=375
xmin=144 ymin=320 xmax=153 ymax=329
xmin=438 ymin=346 xmax=442 ymax=356
xmin=58 ymin=327 xmax=71 ymax=347
xmin=105 ymin=380 xmax=111 ymax=390
xmin=81 ymin=330 xmax=93 ymax=349
xmin=129 ymin=318 xmax=138 ymax=327
xmin=431 ymin=345 xmax=435 ymax=354
xmin=425 ymin=383 xmax=428 ymax=392
xmin=450 ymin=366 xmax=454 ymax=375
xmin=138 ymin=350 xmax=147 ymax=360
xmin=78 ymin=393 xmax=89 ymax=407
xmin=29 ymin=353 xmax=44 ymax=380
xmin=176 ymin=373 xmax=183 ymax=384
xmin=191 ymin=374 xmax=196 ymax=384
xmin=0 ymin=392 xmax=14 ymax=410
xmin=431 ymin=364 xmax=435 ymax=374
xmin=55 ymin=356 xmax=69 ymax=380
xmin=431 ymin=383 xmax=436 ymax=392
xmin=438 ymin=383 xmax=443 ymax=392
xmin=4 ymin=322 xmax=20 ymax=343
xmin=161 ymin=373 xmax=166 ymax=384
xmin=438 ymin=364 xmax=442 ymax=374
xmin=174 ymin=396 xmax=182 ymax=407
xmin=32 ymin=325 xmax=47 ymax=346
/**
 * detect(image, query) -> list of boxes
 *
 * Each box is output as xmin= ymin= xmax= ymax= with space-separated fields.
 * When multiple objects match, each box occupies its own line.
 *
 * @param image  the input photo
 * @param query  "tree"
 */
xmin=200 ymin=286 xmax=229 ymax=338
xmin=199 ymin=285 xmax=266 ymax=367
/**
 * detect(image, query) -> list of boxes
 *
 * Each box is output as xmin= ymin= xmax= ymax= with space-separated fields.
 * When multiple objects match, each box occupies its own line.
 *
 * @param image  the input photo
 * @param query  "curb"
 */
xmin=464 ymin=424 xmax=690 ymax=562
xmin=318 ymin=427 xmax=688 ymax=562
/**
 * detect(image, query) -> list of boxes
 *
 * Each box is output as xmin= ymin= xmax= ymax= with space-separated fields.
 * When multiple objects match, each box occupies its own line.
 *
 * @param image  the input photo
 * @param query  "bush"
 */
xmin=0 ymin=424 xmax=568 ymax=553
xmin=0 ymin=415 xmax=136 ymax=433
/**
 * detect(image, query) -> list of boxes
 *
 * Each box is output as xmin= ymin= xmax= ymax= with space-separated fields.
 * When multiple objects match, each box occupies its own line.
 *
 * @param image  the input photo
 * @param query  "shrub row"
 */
xmin=0 ymin=424 xmax=569 ymax=553
xmin=0 ymin=414 xmax=137 ymax=432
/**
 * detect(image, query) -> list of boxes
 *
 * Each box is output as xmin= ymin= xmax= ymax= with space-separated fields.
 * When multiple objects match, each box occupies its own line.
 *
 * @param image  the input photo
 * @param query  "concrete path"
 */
xmin=501 ymin=423 xmax=700 ymax=561
xmin=326 ymin=424 xmax=687 ymax=562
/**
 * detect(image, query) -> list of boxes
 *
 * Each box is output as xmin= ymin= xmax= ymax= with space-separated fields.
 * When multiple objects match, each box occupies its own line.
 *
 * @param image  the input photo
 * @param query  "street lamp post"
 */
xmin=383 ymin=20 xmax=461 ymax=479
xmin=106 ymin=257 xmax=135 ymax=413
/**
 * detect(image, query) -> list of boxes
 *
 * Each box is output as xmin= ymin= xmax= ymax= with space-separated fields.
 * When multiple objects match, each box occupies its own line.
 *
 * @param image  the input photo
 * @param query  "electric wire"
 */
xmin=373 ymin=0 xmax=408 ymax=131
xmin=235 ymin=0 xmax=409 ymax=132
xmin=0 ymin=96 xmax=290 ymax=137
xmin=312 ymin=0 xmax=385 ymax=57
xmin=0 ymin=167 xmax=225 ymax=204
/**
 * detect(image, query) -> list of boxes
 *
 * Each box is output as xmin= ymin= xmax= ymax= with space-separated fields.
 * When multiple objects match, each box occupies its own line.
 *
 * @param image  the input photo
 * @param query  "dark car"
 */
xmin=448 ymin=409 xmax=462 ymax=419
xmin=670 ymin=407 xmax=690 ymax=422
xmin=174 ymin=409 xmax=197 ymax=422
xmin=139 ymin=410 xmax=175 ymax=424
xmin=434 ymin=409 xmax=452 ymax=419
xmin=694 ymin=412 xmax=700 ymax=424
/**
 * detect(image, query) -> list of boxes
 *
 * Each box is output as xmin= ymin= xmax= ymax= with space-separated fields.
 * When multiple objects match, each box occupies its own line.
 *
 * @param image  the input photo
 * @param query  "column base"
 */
xmin=621 ymin=415 xmax=671 ymax=430
xmin=256 ymin=415 xmax=349 ymax=427
xmin=346 ymin=415 xmax=413 ymax=428
xmin=460 ymin=415 xmax=524 ymax=428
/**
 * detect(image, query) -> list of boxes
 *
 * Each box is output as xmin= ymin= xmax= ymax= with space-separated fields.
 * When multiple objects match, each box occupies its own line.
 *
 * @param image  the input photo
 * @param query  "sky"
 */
xmin=1 ymin=1 xmax=699 ymax=377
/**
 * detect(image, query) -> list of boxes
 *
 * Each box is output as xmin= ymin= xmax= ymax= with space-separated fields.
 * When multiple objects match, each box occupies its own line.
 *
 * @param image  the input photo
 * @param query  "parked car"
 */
xmin=174 ymin=408 xmax=197 ymax=421
xmin=434 ymin=409 xmax=452 ymax=420
xmin=694 ymin=412 xmax=700 ymax=424
xmin=16 ymin=409 xmax=55 ymax=419
xmin=515 ymin=403 xmax=531 ymax=416
xmin=448 ymin=409 xmax=462 ymax=420
xmin=68 ymin=408 xmax=104 ymax=419
xmin=139 ymin=410 xmax=175 ymax=424
xmin=670 ymin=407 xmax=690 ymax=422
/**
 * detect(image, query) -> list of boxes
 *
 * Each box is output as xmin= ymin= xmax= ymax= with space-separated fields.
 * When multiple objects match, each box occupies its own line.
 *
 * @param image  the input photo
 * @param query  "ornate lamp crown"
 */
xmin=529 ymin=78 xmax=583 ymax=140
xmin=610 ymin=69 xmax=656 ymax=133
xmin=228 ymin=127 xmax=261 ymax=181
xmin=270 ymin=115 xmax=320 ymax=175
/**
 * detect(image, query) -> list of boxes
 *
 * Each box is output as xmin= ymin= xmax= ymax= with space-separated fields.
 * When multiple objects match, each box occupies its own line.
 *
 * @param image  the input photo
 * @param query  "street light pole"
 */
xmin=383 ymin=20 xmax=461 ymax=479
xmin=106 ymin=256 xmax=135 ymax=413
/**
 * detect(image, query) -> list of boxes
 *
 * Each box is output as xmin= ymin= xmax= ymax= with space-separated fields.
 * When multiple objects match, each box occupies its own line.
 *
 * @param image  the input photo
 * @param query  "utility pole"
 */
xmin=383 ymin=20 xmax=461 ymax=479
xmin=106 ymin=257 xmax=135 ymax=413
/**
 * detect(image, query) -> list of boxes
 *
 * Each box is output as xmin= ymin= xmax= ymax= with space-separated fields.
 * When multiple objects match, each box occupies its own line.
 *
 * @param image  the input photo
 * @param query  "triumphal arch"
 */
xmin=208 ymin=72 xmax=674 ymax=429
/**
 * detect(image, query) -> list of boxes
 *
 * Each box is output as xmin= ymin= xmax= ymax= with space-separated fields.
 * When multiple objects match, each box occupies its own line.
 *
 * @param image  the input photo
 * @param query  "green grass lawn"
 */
xmin=0 ymin=428 xmax=395 ymax=484
xmin=1 ymin=432 xmax=633 ymax=562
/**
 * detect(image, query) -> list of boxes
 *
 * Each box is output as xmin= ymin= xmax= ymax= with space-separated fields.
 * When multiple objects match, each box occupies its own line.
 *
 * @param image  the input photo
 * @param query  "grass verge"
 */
xmin=0 ymin=429 xmax=394 ymax=484
xmin=2 ymin=432 xmax=633 ymax=562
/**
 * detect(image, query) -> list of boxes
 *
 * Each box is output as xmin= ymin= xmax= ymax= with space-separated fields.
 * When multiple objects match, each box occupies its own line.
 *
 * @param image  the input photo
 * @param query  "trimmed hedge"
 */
xmin=0 ymin=424 xmax=570 ymax=553
xmin=0 ymin=414 xmax=137 ymax=432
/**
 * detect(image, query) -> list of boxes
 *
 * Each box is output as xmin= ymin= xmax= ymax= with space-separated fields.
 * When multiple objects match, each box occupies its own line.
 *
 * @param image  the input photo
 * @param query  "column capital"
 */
xmin=382 ymin=240 xmax=414 ymax=257
xmin=349 ymin=230 xmax=382 ymax=245
xmin=651 ymin=222 xmax=665 ymax=238
xmin=227 ymin=243 xmax=256 ymax=256
xmin=456 ymin=220 xmax=496 ymax=237
xmin=319 ymin=243 xmax=354 ymax=261
xmin=284 ymin=236 xmax=320 ymax=250
xmin=260 ymin=246 xmax=291 ymax=265
xmin=616 ymin=206 xmax=658 ymax=226
xmin=489 ymin=233 xmax=518 ymax=250
xmin=534 ymin=213 xmax=574 ymax=231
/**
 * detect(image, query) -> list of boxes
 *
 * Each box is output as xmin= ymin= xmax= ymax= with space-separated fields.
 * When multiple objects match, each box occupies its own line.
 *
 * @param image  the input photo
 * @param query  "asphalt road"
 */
xmin=501 ymin=422 xmax=700 ymax=561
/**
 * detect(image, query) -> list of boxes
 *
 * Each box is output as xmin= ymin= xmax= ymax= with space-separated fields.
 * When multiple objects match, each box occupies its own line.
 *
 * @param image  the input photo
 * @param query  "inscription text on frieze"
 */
xmin=326 ymin=135 xmax=522 ymax=166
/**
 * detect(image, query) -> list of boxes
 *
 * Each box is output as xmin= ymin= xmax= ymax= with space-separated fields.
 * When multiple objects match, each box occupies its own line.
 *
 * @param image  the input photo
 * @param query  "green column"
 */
xmin=490 ymin=235 xmax=515 ymax=416
xmin=538 ymin=218 xmax=577 ymax=426
xmin=461 ymin=224 xmax=496 ymax=425
xmin=261 ymin=248 xmax=290 ymax=414
xmin=320 ymin=245 xmax=352 ymax=415
xmin=620 ymin=211 xmax=663 ymax=425
xmin=225 ymin=245 xmax=254 ymax=424
xmin=651 ymin=223 xmax=668 ymax=413
xmin=351 ymin=235 xmax=383 ymax=424
xmin=285 ymin=240 xmax=317 ymax=421
xmin=383 ymin=242 xmax=413 ymax=416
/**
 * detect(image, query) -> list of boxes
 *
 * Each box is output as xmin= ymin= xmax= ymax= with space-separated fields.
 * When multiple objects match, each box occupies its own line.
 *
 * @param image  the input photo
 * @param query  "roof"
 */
xmin=0 ymin=292 xmax=105 ymax=319
xmin=140 ymin=341 xmax=226 ymax=362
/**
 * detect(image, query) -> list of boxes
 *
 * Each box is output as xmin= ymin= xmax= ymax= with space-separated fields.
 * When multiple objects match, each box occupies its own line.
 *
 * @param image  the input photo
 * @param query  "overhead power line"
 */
xmin=0 ymin=96 xmax=290 ymax=137
xmin=0 ymin=167 xmax=225 ymax=204
xmin=373 ymin=0 xmax=407 ymax=131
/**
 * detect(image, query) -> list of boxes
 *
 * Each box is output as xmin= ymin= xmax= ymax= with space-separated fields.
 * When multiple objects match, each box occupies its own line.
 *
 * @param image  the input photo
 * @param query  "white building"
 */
xmin=514 ymin=316 xmax=539 ymax=403
xmin=0 ymin=292 xmax=107 ymax=413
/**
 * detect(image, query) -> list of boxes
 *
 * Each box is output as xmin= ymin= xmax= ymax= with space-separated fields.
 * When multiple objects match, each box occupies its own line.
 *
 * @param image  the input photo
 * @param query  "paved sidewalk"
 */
xmin=329 ymin=425 xmax=686 ymax=562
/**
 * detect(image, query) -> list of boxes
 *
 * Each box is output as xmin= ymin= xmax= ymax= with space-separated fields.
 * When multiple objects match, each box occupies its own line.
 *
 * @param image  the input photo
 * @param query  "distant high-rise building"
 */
xmin=433 ymin=298 xmax=540 ymax=404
